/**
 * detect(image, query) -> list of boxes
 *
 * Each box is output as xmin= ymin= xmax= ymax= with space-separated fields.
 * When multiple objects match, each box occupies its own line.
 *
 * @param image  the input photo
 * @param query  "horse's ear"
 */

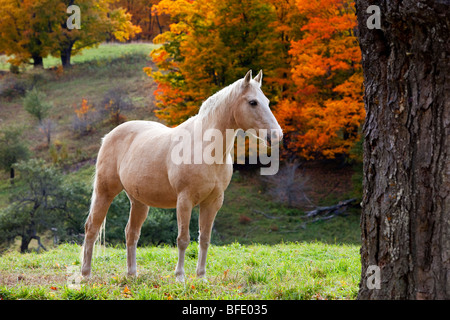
xmin=254 ymin=70 xmax=263 ymax=86
xmin=243 ymin=70 xmax=252 ymax=87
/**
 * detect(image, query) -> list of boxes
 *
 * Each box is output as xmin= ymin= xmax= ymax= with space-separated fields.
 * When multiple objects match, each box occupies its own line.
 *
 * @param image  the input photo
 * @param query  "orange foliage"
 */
xmin=75 ymin=99 xmax=95 ymax=120
xmin=147 ymin=0 xmax=365 ymax=160
xmin=146 ymin=0 xmax=282 ymax=126
xmin=275 ymin=0 xmax=364 ymax=159
xmin=112 ymin=0 xmax=171 ymax=40
xmin=74 ymin=98 xmax=96 ymax=134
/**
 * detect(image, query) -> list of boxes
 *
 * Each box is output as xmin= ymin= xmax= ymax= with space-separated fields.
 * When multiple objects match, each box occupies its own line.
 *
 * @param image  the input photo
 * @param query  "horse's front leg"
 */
xmin=175 ymin=195 xmax=193 ymax=282
xmin=196 ymin=194 xmax=223 ymax=279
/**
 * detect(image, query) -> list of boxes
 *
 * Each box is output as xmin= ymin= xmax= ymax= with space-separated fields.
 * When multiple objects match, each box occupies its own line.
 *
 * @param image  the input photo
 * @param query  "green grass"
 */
xmin=0 ymin=242 xmax=360 ymax=300
xmin=0 ymin=42 xmax=159 ymax=71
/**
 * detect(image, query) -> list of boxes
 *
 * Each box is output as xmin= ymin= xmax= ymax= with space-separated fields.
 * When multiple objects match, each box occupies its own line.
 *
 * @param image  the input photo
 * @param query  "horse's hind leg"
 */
xmin=81 ymin=176 xmax=122 ymax=277
xmin=125 ymin=197 xmax=149 ymax=276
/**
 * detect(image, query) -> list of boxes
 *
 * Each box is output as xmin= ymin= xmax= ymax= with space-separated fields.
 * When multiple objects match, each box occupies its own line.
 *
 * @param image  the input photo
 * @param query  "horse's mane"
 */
xmin=197 ymin=79 xmax=244 ymax=119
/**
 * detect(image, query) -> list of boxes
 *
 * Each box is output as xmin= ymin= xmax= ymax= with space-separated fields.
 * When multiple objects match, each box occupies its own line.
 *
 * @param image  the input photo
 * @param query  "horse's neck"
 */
xmin=194 ymin=110 xmax=236 ymax=159
xmin=199 ymin=112 xmax=233 ymax=133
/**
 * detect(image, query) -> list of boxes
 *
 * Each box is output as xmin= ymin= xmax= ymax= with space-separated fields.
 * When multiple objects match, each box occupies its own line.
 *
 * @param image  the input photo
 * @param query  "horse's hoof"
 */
xmin=176 ymin=274 xmax=185 ymax=282
xmin=81 ymin=269 xmax=91 ymax=278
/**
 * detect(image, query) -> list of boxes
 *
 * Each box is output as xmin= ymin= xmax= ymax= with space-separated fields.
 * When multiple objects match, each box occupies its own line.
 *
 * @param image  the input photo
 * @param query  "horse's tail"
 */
xmin=80 ymin=172 xmax=107 ymax=266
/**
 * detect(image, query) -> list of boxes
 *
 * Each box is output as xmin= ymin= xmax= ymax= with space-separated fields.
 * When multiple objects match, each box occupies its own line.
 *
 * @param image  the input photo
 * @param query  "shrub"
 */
xmin=23 ymin=88 xmax=52 ymax=124
xmin=239 ymin=215 xmax=252 ymax=225
xmin=0 ymin=126 xmax=30 ymax=182
xmin=0 ymin=75 xmax=31 ymax=99
xmin=49 ymin=140 xmax=69 ymax=165
xmin=101 ymin=88 xmax=132 ymax=126
xmin=73 ymin=98 xmax=97 ymax=136
xmin=0 ymin=159 xmax=90 ymax=251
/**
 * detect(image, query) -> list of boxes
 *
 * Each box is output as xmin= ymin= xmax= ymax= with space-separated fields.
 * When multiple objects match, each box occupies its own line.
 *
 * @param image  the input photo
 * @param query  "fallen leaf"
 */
xmin=50 ymin=286 xmax=58 ymax=291
xmin=123 ymin=286 xmax=131 ymax=294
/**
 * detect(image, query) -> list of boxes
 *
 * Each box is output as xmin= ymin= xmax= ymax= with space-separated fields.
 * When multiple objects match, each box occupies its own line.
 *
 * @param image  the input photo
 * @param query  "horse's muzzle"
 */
xmin=266 ymin=129 xmax=283 ymax=147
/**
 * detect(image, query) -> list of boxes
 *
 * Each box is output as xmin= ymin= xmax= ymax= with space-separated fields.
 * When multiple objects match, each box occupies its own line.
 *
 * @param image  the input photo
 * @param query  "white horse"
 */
xmin=81 ymin=70 xmax=283 ymax=281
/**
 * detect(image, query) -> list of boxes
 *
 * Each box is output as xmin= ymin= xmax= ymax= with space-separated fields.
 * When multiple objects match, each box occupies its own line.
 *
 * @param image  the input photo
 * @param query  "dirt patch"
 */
xmin=0 ymin=271 xmax=68 ymax=287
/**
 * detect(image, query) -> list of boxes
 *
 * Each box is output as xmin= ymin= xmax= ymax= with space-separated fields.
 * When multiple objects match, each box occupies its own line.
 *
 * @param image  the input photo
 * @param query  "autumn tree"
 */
xmin=147 ymin=0 xmax=283 ymax=125
xmin=356 ymin=0 xmax=449 ymax=299
xmin=51 ymin=0 xmax=142 ymax=68
xmin=266 ymin=0 xmax=306 ymax=100
xmin=275 ymin=0 xmax=365 ymax=160
xmin=113 ymin=0 xmax=171 ymax=40
xmin=0 ymin=0 xmax=58 ymax=68
xmin=148 ymin=0 xmax=364 ymax=162
xmin=0 ymin=0 xmax=141 ymax=69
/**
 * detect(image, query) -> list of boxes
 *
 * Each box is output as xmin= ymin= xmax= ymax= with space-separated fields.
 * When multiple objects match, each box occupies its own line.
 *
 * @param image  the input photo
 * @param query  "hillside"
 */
xmin=0 ymin=43 xmax=159 ymax=165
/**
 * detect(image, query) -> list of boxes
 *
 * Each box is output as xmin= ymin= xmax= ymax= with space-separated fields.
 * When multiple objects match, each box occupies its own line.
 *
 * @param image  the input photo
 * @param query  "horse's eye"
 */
xmin=249 ymin=100 xmax=258 ymax=107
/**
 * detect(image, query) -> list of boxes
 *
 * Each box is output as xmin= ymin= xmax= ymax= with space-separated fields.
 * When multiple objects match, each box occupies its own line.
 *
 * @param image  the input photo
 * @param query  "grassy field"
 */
xmin=0 ymin=242 xmax=360 ymax=300
xmin=0 ymin=42 xmax=158 ymax=71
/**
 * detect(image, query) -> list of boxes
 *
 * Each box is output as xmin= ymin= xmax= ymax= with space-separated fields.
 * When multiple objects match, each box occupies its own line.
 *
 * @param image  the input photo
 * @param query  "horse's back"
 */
xmin=106 ymin=120 xmax=170 ymax=138
xmin=101 ymin=120 xmax=170 ymax=148
xmin=96 ymin=120 xmax=171 ymax=178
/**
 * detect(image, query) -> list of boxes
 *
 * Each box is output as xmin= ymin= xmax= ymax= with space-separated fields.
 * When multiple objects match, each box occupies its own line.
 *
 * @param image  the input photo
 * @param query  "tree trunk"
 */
xmin=155 ymin=14 xmax=163 ymax=35
xmin=10 ymin=167 xmax=14 ymax=185
xmin=32 ymin=55 xmax=43 ymax=68
xmin=356 ymin=0 xmax=449 ymax=299
xmin=20 ymin=235 xmax=31 ymax=253
xmin=60 ymin=43 xmax=73 ymax=69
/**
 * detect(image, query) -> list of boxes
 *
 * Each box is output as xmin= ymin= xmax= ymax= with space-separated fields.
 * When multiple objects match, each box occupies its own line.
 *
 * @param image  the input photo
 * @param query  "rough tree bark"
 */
xmin=60 ymin=42 xmax=74 ymax=69
xmin=356 ymin=0 xmax=449 ymax=299
xmin=31 ymin=54 xmax=44 ymax=69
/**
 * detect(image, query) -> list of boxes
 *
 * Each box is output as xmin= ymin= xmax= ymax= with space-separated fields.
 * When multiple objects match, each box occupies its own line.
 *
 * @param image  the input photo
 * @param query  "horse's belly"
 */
xmin=139 ymin=190 xmax=178 ymax=209
xmin=122 ymin=173 xmax=178 ymax=208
